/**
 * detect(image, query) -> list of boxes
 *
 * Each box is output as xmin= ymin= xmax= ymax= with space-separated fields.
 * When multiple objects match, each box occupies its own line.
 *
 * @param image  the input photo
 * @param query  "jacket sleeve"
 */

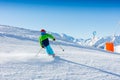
xmin=46 ymin=33 xmax=55 ymax=40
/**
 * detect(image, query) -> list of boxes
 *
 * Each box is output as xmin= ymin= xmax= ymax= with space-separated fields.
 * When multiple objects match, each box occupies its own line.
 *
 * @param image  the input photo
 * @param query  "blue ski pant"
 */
xmin=45 ymin=45 xmax=54 ymax=55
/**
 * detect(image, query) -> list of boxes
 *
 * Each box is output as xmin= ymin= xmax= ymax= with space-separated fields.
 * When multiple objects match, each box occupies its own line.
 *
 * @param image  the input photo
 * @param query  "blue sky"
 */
xmin=0 ymin=0 xmax=120 ymax=39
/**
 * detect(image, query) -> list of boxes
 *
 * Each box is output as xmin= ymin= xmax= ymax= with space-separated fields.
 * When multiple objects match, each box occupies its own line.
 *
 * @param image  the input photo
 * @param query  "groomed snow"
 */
xmin=1 ymin=37 xmax=120 ymax=80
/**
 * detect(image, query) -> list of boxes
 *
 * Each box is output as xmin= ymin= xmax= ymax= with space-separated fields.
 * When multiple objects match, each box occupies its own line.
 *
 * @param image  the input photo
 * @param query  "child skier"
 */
xmin=39 ymin=29 xmax=56 ymax=57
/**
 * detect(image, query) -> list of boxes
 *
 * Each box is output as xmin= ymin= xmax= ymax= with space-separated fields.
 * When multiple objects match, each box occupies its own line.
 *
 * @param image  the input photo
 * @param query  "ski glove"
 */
xmin=53 ymin=38 xmax=56 ymax=41
xmin=42 ymin=45 xmax=44 ymax=48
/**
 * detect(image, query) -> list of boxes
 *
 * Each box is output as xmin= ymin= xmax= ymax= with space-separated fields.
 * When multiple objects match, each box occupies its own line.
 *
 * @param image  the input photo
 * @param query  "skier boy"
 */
xmin=39 ymin=29 xmax=56 ymax=57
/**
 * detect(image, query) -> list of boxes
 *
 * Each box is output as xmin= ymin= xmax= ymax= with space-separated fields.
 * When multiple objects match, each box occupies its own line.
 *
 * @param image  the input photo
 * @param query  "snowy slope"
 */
xmin=1 ymin=24 xmax=120 ymax=53
xmin=0 ymin=24 xmax=78 ymax=44
xmin=1 ymin=25 xmax=120 ymax=80
xmin=1 ymin=36 xmax=120 ymax=80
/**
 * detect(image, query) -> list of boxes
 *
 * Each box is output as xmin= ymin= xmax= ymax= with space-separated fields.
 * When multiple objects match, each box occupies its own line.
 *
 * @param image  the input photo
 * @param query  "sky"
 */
xmin=0 ymin=0 xmax=120 ymax=39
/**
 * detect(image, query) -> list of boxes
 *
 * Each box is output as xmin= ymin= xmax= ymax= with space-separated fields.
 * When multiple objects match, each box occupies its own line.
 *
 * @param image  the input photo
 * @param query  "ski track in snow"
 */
xmin=1 ymin=50 xmax=120 ymax=80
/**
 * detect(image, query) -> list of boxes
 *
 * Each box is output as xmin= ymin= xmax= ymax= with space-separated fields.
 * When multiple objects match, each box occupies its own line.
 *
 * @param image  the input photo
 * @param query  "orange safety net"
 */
xmin=105 ymin=42 xmax=114 ymax=52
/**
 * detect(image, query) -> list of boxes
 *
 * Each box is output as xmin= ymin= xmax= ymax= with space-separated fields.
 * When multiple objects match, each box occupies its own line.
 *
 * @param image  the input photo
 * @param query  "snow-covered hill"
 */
xmin=1 ymin=25 xmax=120 ymax=80
xmin=0 ymin=24 xmax=120 ymax=53
xmin=0 ymin=24 xmax=78 ymax=44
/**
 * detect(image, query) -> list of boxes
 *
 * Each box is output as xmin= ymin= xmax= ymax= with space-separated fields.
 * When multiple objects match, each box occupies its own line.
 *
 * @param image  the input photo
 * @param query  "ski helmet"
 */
xmin=40 ymin=29 xmax=46 ymax=32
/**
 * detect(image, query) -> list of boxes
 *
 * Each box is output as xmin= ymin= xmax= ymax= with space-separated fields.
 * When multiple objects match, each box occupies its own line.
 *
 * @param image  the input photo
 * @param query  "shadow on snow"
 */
xmin=54 ymin=56 xmax=120 ymax=78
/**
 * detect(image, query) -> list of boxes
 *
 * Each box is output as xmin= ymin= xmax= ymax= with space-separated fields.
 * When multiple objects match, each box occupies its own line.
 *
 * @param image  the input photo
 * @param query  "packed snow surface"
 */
xmin=1 ymin=37 xmax=120 ymax=80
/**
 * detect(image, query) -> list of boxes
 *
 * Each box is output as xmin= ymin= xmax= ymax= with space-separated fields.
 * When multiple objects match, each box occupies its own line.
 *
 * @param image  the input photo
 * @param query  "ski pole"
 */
xmin=58 ymin=45 xmax=64 ymax=51
xmin=35 ymin=48 xmax=42 ymax=57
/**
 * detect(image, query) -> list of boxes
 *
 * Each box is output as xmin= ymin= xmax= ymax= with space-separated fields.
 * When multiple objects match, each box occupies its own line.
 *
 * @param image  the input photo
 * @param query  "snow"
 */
xmin=0 ymin=25 xmax=120 ymax=80
xmin=1 ymin=36 xmax=120 ymax=80
xmin=115 ymin=45 xmax=120 ymax=53
xmin=1 ymin=24 xmax=120 ymax=53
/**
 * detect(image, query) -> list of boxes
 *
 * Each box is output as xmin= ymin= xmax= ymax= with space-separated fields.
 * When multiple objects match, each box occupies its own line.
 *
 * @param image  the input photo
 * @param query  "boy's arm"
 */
xmin=46 ymin=33 xmax=55 ymax=40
